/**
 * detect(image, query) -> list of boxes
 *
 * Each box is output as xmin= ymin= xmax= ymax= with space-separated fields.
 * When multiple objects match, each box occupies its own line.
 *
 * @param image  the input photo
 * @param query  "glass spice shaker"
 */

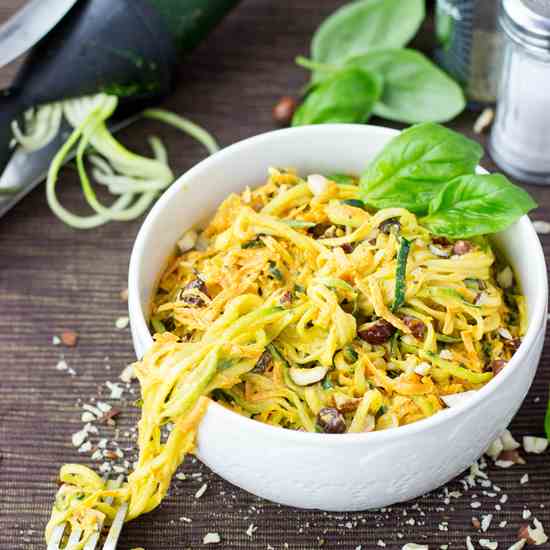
xmin=490 ymin=0 xmax=550 ymax=184
xmin=435 ymin=0 xmax=501 ymax=108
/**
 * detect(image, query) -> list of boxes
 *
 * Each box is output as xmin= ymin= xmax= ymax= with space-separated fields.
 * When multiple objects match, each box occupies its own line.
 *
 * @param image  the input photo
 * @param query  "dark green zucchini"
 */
xmin=146 ymin=0 xmax=241 ymax=52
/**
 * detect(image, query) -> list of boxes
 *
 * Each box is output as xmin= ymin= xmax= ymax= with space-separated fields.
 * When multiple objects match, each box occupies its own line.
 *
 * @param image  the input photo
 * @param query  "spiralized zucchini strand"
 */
xmin=12 ymin=94 xmax=219 ymax=228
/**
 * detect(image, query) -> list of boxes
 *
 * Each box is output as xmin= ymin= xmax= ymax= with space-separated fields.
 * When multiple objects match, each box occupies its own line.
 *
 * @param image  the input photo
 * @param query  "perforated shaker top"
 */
xmin=523 ymin=0 xmax=550 ymax=19
xmin=502 ymin=0 xmax=550 ymax=49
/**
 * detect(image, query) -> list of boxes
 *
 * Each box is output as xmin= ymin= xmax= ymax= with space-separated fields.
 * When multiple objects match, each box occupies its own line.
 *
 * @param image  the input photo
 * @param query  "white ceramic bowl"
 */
xmin=129 ymin=124 xmax=547 ymax=511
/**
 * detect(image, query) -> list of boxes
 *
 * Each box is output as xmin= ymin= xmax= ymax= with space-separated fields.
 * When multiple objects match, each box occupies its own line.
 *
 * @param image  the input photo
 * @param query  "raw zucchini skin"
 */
xmin=146 ymin=0 xmax=242 ymax=52
xmin=0 ymin=0 xmax=240 ymax=174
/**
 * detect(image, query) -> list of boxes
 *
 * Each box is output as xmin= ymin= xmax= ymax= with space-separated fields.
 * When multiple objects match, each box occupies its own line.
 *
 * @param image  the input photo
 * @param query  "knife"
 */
xmin=0 ymin=0 xmax=80 ymax=69
xmin=0 ymin=115 xmax=138 ymax=219
xmin=0 ymin=0 xmax=80 ymax=213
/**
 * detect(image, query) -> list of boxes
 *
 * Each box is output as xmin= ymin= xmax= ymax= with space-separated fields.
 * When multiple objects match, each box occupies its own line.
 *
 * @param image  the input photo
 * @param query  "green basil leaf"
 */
xmin=311 ymin=0 xmax=425 ymax=82
xmin=292 ymin=67 xmax=382 ymax=126
xmin=360 ymin=123 xmax=483 ymax=214
xmin=421 ymin=174 xmax=537 ymax=238
xmin=346 ymin=49 xmax=465 ymax=123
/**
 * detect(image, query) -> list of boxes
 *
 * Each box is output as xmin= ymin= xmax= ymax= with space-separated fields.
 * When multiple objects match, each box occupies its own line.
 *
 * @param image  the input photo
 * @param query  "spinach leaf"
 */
xmin=311 ymin=0 xmax=425 ymax=82
xmin=360 ymin=122 xmax=483 ymax=214
xmin=421 ymin=174 xmax=537 ymax=238
xmin=292 ymin=67 xmax=382 ymax=126
xmin=346 ymin=49 xmax=465 ymax=123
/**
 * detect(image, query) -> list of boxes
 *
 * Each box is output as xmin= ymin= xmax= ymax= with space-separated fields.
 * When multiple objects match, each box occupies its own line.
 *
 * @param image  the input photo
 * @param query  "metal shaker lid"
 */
xmin=502 ymin=0 xmax=550 ymax=51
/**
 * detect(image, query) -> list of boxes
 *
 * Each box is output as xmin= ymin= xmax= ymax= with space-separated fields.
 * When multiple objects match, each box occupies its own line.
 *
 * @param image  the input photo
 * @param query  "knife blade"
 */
xmin=0 ymin=115 xmax=139 ymax=219
xmin=0 ymin=0 xmax=80 ymax=69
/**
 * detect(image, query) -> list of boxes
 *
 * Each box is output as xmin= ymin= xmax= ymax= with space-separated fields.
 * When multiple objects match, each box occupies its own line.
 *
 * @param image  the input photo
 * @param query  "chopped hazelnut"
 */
xmin=61 ymin=330 xmax=78 ymax=347
xmin=272 ymin=96 xmax=297 ymax=126
xmin=518 ymin=524 xmax=536 ymax=545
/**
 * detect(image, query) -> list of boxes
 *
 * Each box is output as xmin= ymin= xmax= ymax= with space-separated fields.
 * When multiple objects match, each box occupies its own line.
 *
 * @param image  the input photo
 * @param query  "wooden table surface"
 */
xmin=1 ymin=1 xmax=549 ymax=549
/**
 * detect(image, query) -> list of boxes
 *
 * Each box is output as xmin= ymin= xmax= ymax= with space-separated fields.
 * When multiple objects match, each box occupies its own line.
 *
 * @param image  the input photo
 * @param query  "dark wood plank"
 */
xmin=1 ymin=1 xmax=549 ymax=549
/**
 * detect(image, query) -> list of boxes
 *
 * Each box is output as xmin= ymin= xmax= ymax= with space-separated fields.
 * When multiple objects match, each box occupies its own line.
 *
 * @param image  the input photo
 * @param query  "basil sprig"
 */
xmin=311 ymin=0 xmax=425 ymax=81
xmin=359 ymin=123 xmax=537 ymax=238
xmin=345 ymin=49 xmax=465 ymax=124
xmin=360 ymin=123 xmax=483 ymax=214
xmin=421 ymin=174 xmax=537 ymax=238
xmin=293 ymin=0 xmax=465 ymax=126
xmin=292 ymin=67 xmax=382 ymax=125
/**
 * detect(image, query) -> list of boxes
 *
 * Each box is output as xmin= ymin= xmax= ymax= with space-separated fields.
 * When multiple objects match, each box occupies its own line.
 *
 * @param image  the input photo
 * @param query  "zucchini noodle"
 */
xmin=12 ymin=94 xmax=219 ymax=228
xmin=46 ymin=170 xmax=525 ymax=547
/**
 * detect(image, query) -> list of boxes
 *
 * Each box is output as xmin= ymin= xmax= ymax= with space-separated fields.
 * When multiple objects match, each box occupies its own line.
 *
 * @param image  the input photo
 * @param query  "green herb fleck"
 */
xmin=218 ymin=358 xmax=234 ymax=371
xmin=343 ymin=345 xmax=358 ymax=364
xmin=341 ymin=199 xmax=365 ymax=209
xmin=151 ymin=318 xmax=166 ymax=334
xmin=436 ymin=333 xmax=463 ymax=344
xmin=392 ymin=236 xmax=411 ymax=312
xmin=268 ymin=261 xmax=284 ymax=281
xmin=242 ymin=237 xmax=265 ymax=249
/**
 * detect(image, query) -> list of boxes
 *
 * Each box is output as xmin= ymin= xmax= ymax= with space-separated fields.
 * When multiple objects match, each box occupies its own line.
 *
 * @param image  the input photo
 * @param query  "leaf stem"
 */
xmin=295 ymin=56 xmax=339 ymax=73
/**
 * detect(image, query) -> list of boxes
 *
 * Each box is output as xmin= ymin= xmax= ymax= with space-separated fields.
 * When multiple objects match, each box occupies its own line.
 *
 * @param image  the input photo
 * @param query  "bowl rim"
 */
xmin=128 ymin=123 xmax=548 ymax=446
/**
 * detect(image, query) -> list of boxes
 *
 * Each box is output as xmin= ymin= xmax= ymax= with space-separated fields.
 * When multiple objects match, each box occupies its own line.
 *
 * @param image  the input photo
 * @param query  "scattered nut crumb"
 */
xmin=195 ymin=483 xmax=208 ymax=499
xmin=71 ymin=429 xmax=88 ymax=447
xmin=520 ymin=473 xmax=529 ymax=485
xmin=120 ymin=288 xmax=129 ymax=302
xmin=272 ymin=96 xmax=297 ymax=126
xmin=203 ymin=532 xmax=220 ymax=544
xmin=523 ymin=436 xmax=548 ymax=454
xmin=60 ymin=330 xmax=78 ymax=347
xmin=481 ymin=514 xmax=493 ymax=532
xmin=119 ymin=364 xmax=135 ymax=383
xmin=518 ymin=524 xmax=536 ymax=544
xmin=55 ymin=359 xmax=68 ymax=371
xmin=527 ymin=519 xmax=548 ymax=545
xmin=502 ymin=450 xmax=525 ymax=464
xmin=473 ymin=107 xmax=494 ymax=134
xmin=81 ymin=411 xmax=95 ymax=423
xmin=115 ymin=316 xmax=129 ymax=330
xmin=106 ymin=381 xmax=124 ymax=399
xmin=99 ymin=407 xmax=121 ymax=425
xmin=533 ymin=220 xmax=550 ymax=235
xmin=179 ymin=516 xmax=192 ymax=523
